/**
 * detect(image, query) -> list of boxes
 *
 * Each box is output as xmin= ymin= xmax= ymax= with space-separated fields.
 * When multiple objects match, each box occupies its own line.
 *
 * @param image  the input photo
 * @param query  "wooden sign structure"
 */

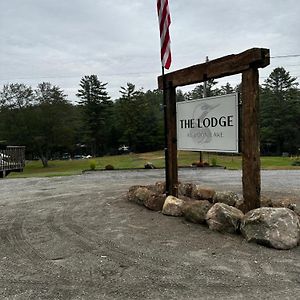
xmin=158 ymin=48 xmax=270 ymax=212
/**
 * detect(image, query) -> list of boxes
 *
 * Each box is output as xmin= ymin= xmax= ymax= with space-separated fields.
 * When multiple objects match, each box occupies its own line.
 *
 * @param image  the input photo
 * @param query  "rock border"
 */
xmin=127 ymin=182 xmax=300 ymax=250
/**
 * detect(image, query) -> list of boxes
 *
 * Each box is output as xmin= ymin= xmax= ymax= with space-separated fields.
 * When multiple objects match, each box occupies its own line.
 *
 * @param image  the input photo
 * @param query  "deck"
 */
xmin=0 ymin=146 xmax=25 ymax=178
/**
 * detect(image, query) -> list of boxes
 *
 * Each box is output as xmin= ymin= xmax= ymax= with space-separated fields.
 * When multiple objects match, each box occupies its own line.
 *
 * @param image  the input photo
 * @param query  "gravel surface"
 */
xmin=0 ymin=169 xmax=299 ymax=299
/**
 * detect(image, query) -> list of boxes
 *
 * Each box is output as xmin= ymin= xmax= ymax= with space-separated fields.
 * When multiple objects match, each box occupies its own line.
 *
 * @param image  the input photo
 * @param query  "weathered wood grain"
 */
xmin=158 ymin=48 xmax=270 ymax=89
xmin=242 ymin=68 xmax=261 ymax=211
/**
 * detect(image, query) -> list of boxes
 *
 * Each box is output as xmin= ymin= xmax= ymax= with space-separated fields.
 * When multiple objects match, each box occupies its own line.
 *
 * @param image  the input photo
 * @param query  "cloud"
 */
xmin=1 ymin=0 xmax=299 ymax=101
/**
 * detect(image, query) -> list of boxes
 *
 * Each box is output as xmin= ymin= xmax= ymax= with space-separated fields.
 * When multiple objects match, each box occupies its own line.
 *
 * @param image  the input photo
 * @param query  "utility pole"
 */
xmin=199 ymin=56 xmax=209 ymax=164
xmin=203 ymin=56 xmax=209 ymax=97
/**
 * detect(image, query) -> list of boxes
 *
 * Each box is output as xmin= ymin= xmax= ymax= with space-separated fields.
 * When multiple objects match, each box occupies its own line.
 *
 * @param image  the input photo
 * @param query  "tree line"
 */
xmin=0 ymin=67 xmax=299 ymax=167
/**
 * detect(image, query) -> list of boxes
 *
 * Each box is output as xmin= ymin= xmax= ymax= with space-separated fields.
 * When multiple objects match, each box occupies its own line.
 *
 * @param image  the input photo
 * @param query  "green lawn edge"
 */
xmin=6 ymin=150 xmax=300 ymax=179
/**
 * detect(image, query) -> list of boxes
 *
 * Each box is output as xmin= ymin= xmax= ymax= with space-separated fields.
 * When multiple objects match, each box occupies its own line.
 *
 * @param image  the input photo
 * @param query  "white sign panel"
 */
xmin=177 ymin=93 xmax=239 ymax=153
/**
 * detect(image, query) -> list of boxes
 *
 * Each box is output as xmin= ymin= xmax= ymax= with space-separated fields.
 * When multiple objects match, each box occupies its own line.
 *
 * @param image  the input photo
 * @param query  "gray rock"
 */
xmin=272 ymin=198 xmax=297 ymax=211
xmin=144 ymin=193 xmax=166 ymax=211
xmin=192 ymin=186 xmax=215 ymax=201
xmin=178 ymin=182 xmax=196 ymax=198
xmin=162 ymin=196 xmax=185 ymax=216
xmin=155 ymin=181 xmax=166 ymax=194
xmin=177 ymin=195 xmax=195 ymax=203
xmin=294 ymin=204 xmax=300 ymax=218
xmin=271 ymin=198 xmax=300 ymax=218
xmin=235 ymin=195 xmax=275 ymax=213
xmin=183 ymin=200 xmax=212 ymax=224
xmin=235 ymin=196 xmax=246 ymax=213
xmin=260 ymin=196 xmax=273 ymax=207
xmin=213 ymin=191 xmax=239 ymax=206
xmin=127 ymin=186 xmax=152 ymax=206
xmin=240 ymin=207 xmax=300 ymax=250
xmin=144 ymin=162 xmax=155 ymax=169
xmin=206 ymin=203 xmax=244 ymax=233
xmin=144 ymin=184 xmax=157 ymax=193
xmin=127 ymin=185 xmax=166 ymax=211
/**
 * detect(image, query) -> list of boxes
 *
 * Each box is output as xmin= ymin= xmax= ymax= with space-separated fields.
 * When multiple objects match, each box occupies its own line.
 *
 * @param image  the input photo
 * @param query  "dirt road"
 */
xmin=0 ymin=169 xmax=299 ymax=299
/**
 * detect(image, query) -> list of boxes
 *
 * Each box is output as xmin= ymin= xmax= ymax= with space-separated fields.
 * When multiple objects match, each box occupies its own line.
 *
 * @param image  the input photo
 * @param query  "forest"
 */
xmin=0 ymin=67 xmax=299 ymax=167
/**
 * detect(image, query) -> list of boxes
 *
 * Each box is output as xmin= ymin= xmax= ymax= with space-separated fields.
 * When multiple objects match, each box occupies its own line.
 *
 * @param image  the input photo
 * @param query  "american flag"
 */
xmin=157 ymin=0 xmax=172 ymax=69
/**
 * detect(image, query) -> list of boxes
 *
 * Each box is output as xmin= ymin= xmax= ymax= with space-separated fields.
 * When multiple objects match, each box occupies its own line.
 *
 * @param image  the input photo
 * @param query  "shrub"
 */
xmin=105 ymin=164 xmax=114 ymax=170
xmin=211 ymin=158 xmax=217 ymax=167
xmin=291 ymin=161 xmax=300 ymax=166
xmin=90 ymin=160 xmax=96 ymax=170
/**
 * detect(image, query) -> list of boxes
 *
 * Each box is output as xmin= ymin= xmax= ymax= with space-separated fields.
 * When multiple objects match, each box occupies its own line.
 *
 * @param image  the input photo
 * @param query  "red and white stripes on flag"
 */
xmin=157 ymin=0 xmax=172 ymax=69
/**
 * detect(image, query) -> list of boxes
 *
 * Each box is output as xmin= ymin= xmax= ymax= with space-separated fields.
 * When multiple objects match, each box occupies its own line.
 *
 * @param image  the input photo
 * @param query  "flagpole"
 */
xmin=157 ymin=0 xmax=172 ymax=195
xmin=162 ymin=65 xmax=170 ymax=195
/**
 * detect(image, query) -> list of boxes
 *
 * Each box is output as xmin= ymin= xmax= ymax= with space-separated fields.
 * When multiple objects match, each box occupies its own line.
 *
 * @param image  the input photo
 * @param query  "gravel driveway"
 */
xmin=0 ymin=169 xmax=299 ymax=299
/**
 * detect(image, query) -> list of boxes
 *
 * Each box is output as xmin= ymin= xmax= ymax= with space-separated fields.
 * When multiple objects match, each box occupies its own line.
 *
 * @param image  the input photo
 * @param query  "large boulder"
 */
xmin=235 ymin=195 xmax=278 ymax=213
xmin=178 ymin=195 xmax=194 ymax=203
xmin=183 ymin=200 xmax=212 ymax=224
xmin=162 ymin=196 xmax=185 ymax=216
xmin=178 ymin=182 xmax=196 ymax=198
xmin=127 ymin=186 xmax=166 ymax=211
xmin=144 ymin=162 xmax=156 ymax=169
xmin=154 ymin=181 xmax=166 ymax=194
xmin=240 ymin=207 xmax=300 ymax=250
xmin=213 ymin=191 xmax=239 ymax=206
xmin=192 ymin=186 xmax=215 ymax=201
xmin=235 ymin=197 xmax=246 ymax=213
xmin=272 ymin=199 xmax=300 ymax=217
xmin=206 ymin=203 xmax=244 ymax=233
xmin=294 ymin=204 xmax=300 ymax=218
xmin=127 ymin=186 xmax=149 ymax=205
xmin=260 ymin=196 xmax=273 ymax=207
xmin=144 ymin=193 xmax=166 ymax=211
xmin=272 ymin=198 xmax=297 ymax=210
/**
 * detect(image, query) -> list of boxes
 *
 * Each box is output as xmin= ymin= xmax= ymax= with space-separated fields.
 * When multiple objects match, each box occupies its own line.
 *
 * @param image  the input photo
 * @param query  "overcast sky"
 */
xmin=1 ymin=0 xmax=300 ymax=101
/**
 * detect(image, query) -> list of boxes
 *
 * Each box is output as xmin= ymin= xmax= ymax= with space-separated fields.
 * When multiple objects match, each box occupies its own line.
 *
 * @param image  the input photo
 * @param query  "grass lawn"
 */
xmin=6 ymin=150 xmax=300 ymax=179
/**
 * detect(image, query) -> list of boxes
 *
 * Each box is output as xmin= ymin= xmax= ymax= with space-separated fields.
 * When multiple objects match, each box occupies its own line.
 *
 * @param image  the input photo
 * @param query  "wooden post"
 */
xmin=158 ymin=48 xmax=269 ymax=207
xmin=165 ymin=81 xmax=178 ymax=196
xmin=242 ymin=67 xmax=261 ymax=211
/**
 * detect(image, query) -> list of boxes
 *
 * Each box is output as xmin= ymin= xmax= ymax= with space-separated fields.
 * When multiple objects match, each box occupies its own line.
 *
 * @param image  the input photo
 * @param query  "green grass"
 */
xmin=7 ymin=151 xmax=300 ymax=179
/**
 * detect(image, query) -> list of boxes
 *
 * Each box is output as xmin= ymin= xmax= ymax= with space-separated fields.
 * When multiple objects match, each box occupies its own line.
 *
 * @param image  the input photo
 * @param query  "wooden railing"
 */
xmin=0 ymin=146 xmax=25 ymax=178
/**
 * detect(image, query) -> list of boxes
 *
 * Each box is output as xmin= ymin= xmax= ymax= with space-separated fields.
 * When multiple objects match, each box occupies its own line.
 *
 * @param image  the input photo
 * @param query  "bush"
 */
xmin=90 ymin=160 xmax=96 ymax=170
xmin=211 ymin=158 xmax=217 ymax=167
xmin=291 ymin=161 xmax=300 ymax=166
xmin=105 ymin=164 xmax=114 ymax=170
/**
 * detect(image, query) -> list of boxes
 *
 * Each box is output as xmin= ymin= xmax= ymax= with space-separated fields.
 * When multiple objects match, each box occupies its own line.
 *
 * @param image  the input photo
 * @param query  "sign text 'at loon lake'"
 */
xmin=177 ymin=93 xmax=239 ymax=153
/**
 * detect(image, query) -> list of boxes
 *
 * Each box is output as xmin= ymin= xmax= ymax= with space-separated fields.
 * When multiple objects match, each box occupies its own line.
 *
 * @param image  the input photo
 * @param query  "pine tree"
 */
xmin=115 ymin=83 xmax=142 ymax=150
xmin=220 ymin=82 xmax=234 ymax=95
xmin=184 ymin=79 xmax=220 ymax=100
xmin=260 ymin=67 xmax=300 ymax=154
xmin=77 ymin=75 xmax=111 ymax=156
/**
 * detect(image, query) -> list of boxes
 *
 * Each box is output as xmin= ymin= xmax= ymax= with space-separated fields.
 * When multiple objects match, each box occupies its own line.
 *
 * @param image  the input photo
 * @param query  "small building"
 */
xmin=0 ymin=146 xmax=25 ymax=178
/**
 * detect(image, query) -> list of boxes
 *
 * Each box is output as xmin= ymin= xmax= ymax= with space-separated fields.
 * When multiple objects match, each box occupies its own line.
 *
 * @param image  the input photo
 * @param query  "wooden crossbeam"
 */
xmin=158 ymin=48 xmax=269 ymax=89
